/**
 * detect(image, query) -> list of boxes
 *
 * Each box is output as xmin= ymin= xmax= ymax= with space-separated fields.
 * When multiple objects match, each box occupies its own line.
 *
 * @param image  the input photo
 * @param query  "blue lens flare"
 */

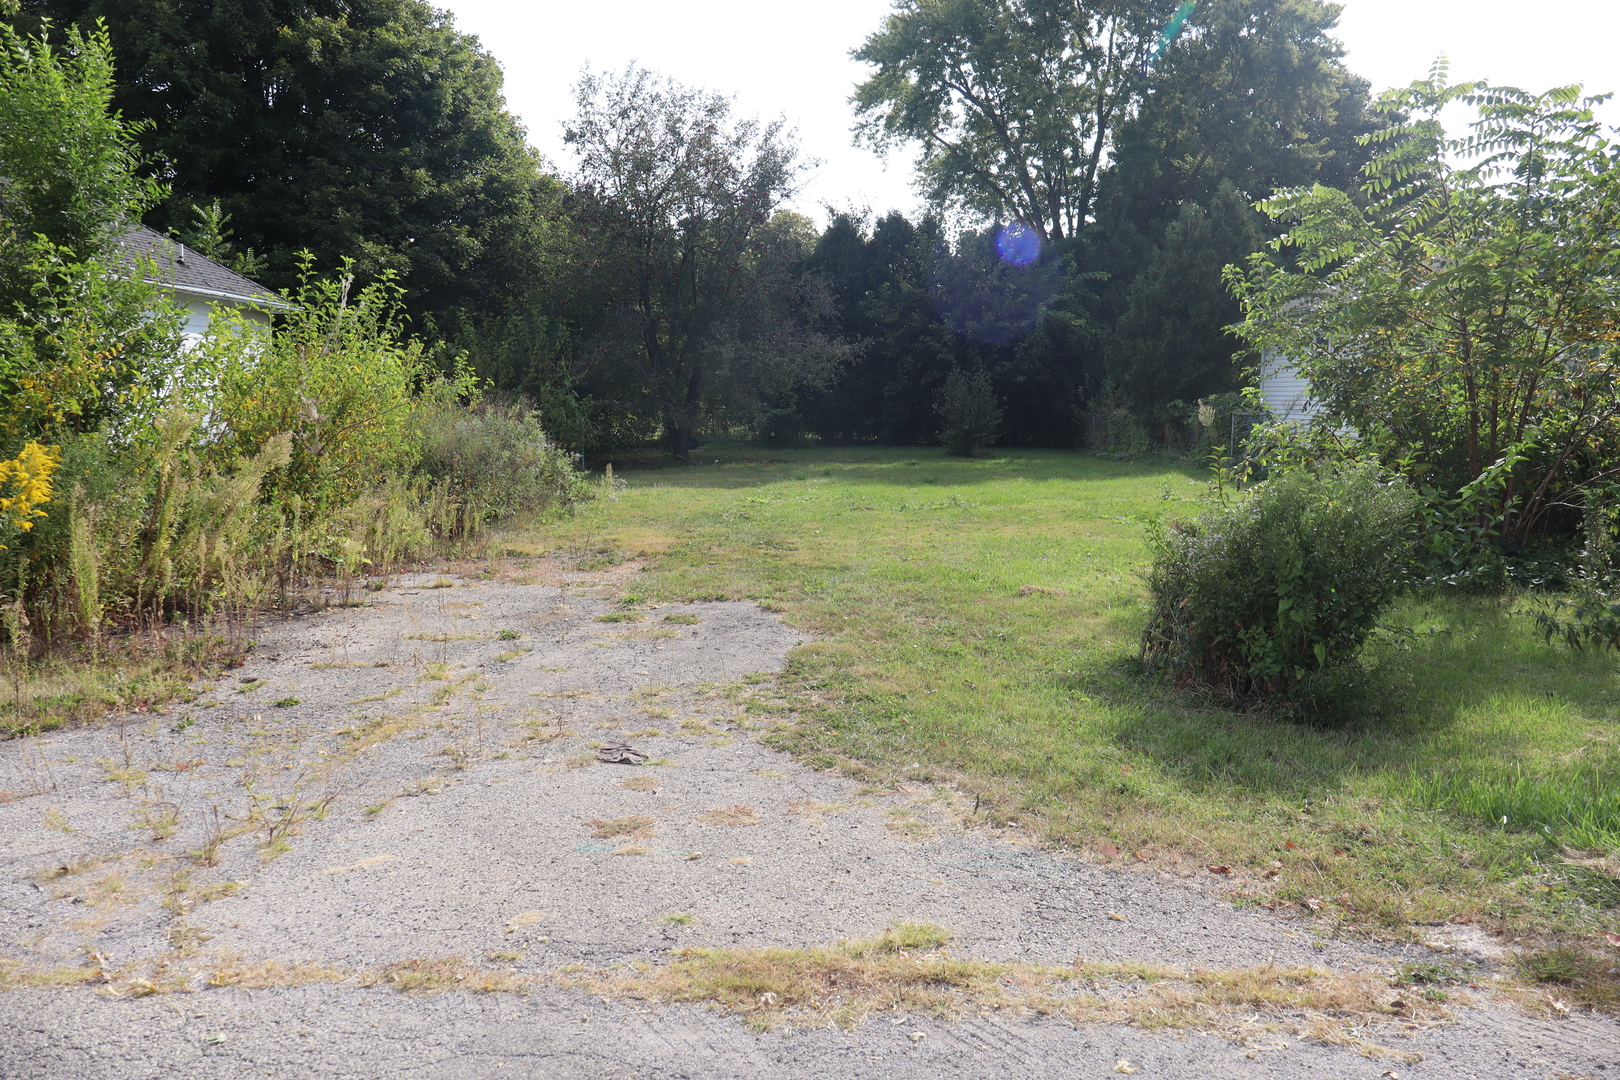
xmin=995 ymin=222 xmax=1040 ymax=267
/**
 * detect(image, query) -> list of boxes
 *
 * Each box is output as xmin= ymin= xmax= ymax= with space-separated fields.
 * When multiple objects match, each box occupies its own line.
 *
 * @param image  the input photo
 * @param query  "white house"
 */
xmin=117 ymin=224 xmax=292 ymax=338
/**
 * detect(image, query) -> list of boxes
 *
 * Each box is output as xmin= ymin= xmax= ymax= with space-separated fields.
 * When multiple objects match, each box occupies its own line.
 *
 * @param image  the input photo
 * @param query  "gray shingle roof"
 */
xmin=117 ymin=224 xmax=292 ymax=308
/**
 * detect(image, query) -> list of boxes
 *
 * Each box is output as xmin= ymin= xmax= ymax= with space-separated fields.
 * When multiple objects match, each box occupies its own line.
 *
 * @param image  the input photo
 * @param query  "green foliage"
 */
xmin=412 ymin=398 xmax=591 ymax=537
xmin=852 ymin=0 xmax=1164 ymax=241
xmin=1141 ymin=462 xmax=1417 ymax=701
xmin=754 ymin=408 xmax=802 ymax=449
xmin=1098 ymin=0 xmax=1378 ymax=237
xmin=1108 ymin=182 xmax=1259 ymax=411
xmin=447 ymin=307 xmax=588 ymax=448
xmin=0 ymin=20 xmax=181 ymax=445
xmin=560 ymin=69 xmax=846 ymax=456
xmin=936 ymin=368 xmax=1002 ymax=457
xmin=1229 ymin=72 xmax=1620 ymax=551
xmin=18 ymin=0 xmax=552 ymax=325
xmin=0 ymin=21 xmax=160 ymax=279
xmin=0 ymin=11 xmax=589 ymax=653
xmin=205 ymin=260 xmax=433 ymax=517
xmin=171 ymin=201 xmax=265 ymax=280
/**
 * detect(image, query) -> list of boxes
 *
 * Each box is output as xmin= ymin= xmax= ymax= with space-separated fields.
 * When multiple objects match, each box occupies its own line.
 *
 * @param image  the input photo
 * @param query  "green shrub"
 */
xmin=755 ymin=408 xmax=802 ymax=448
xmin=1140 ymin=463 xmax=1417 ymax=702
xmin=412 ymin=397 xmax=590 ymax=538
xmin=204 ymin=261 xmax=430 ymax=518
xmin=937 ymin=368 xmax=1002 ymax=457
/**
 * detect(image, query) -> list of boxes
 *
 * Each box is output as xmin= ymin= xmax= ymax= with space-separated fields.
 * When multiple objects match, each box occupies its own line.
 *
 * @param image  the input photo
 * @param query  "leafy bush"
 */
xmin=937 ymin=368 xmax=1002 ymax=457
xmin=412 ymin=397 xmax=590 ymax=538
xmin=755 ymin=408 xmax=802 ymax=448
xmin=1141 ymin=463 xmax=1417 ymax=702
xmin=204 ymin=261 xmax=431 ymax=518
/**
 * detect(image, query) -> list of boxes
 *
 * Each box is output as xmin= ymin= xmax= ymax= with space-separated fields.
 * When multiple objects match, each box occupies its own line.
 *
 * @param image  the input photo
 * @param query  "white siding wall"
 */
xmin=1256 ymin=347 xmax=1324 ymax=422
xmin=176 ymin=295 xmax=274 ymax=342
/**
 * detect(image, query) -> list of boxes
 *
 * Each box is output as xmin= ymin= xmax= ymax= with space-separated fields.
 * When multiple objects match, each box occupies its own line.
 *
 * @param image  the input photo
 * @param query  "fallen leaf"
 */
xmin=1095 ymin=841 xmax=1120 ymax=857
xmin=1207 ymin=864 xmax=1232 ymax=875
xmin=1115 ymin=1059 xmax=1138 ymax=1074
xmin=684 ymin=852 xmax=703 ymax=861
xmin=1283 ymin=841 xmax=1296 ymax=850
xmin=1605 ymin=933 xmax=1620 ymax=948
xmin=1107 ymin=911 xmax=1127 ymax=922
xmin=909 ymin=1031 xmax=926 ymax=1043
xmin=1303 ymin=897 xmax=1324 ymax=911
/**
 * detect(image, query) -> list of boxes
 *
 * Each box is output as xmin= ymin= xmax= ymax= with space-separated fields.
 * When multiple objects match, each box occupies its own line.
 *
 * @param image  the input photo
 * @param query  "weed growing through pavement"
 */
xmin=588 ymin=815 xmax=656 ymax=840
xmin=697 ymin=804 xmax=761 ymax=827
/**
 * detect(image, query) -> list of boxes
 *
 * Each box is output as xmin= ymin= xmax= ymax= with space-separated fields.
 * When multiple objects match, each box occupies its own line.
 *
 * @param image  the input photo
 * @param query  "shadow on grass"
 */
xmin=1092 ymin=595 xmax=1620 ymax=803
xmin=611 ymin=445 xmax=1203 ymax=492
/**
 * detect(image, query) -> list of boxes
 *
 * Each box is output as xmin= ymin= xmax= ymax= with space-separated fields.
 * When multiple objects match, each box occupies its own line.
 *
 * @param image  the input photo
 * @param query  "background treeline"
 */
xmin=8 ymin=0 xmax=1379 ymax=455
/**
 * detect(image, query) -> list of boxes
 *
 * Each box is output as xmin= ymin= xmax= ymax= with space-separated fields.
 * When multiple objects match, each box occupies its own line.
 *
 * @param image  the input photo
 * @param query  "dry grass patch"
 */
xmin=786 ymin=799 xmax=846 ymax=825
xmin=588 ymin=815 xmax=657 ymax=840
xmin=373 ymin=957 xmax=530 ymax=994
xmin=578 ymin=924 xmax=1443 ymax=1056
xmin=620 ymin=775 xmax=659 ymax=792
xmin=0 ymin=960 xmax=101 ymax=990
xmin=885 ymin=808 xmax=936 ymax=840
xmin=697 ymin=804 xmax=762 ymax=827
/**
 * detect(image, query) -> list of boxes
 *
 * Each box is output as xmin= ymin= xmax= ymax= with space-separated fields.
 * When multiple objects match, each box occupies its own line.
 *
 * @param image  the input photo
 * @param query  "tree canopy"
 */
xmin=11 ymin=0 xmax=551 ymax=324
xmin=1230 ymin=73 xmax=1620 ymax=546
xmin=558 ymin=66 xmax=846 ymax=456
xmin=853 ymin=0 xmax=1167 ymax=243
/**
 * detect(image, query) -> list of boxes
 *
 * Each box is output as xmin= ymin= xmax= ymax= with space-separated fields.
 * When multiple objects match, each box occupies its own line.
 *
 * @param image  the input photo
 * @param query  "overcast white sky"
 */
xmin=439 ymin=1 xmax=1620 ymax=224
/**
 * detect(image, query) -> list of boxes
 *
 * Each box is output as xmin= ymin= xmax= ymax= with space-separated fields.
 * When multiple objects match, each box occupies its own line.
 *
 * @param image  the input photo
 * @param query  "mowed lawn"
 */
xmin=537 ymin=445 xmax=1619 ymax=969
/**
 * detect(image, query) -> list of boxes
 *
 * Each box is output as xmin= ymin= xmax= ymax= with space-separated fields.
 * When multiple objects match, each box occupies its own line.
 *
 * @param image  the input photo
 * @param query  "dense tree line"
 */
xmin=8 ymin=0 xmax=1380 ymax=452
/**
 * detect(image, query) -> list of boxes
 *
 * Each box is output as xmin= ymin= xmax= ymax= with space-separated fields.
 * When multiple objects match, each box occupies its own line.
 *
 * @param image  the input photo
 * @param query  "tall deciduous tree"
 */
xmin=1229 ymin=74 xmax=1620 ymax=547
xmin=11 ymin=0 xmax=550 ymax=325
xmin=1098 ymin=0 xmax=1377 ymax=238
xmin=561 ymin=66 xmax=845 ymax=457
xmin=853 ymin=0 xmax=1167 ymax=242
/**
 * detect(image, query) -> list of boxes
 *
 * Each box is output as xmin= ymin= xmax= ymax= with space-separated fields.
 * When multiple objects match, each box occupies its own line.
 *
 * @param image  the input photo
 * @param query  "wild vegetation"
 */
xmin=0 ymin=24 xmax=587 ymax=726
xmin=556 ymin=448 xmax=1618 ymax=1004
xmin=1 ymin=0 xmax=1616 ymax=1008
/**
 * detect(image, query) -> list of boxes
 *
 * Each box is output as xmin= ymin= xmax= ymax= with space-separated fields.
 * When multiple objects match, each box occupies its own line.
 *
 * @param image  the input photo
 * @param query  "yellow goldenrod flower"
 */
xmin=0 ymin=442 xmax=61 ymax=547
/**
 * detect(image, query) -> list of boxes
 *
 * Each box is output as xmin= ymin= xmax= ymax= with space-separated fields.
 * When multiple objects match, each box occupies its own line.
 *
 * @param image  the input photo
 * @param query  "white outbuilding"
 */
xmin=117 ymin=224 xmax=292 ymax=338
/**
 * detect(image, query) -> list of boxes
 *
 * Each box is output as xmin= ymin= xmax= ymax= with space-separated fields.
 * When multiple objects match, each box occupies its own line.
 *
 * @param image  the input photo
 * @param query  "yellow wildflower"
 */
xmin=0 ymin=442 xmax=61 ymax=546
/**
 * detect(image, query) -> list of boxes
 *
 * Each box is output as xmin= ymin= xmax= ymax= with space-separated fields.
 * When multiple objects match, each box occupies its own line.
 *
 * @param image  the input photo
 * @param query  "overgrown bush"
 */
xmin=937 ymin=368 xmax=1002 ymax=457
xmin=412 ymin=397 xmax=591 ymax=539
xmin=1141 ymin=463 xmax=1417 ymax=703
xmin=754 ymin=408 xmax=802 ymax=448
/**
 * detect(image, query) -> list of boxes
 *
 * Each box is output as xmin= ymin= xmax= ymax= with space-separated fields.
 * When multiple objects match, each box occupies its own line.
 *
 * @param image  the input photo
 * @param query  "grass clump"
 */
xmin=1409 ymin=750 xmax=1620 ymax=855
xmin=587 ymin=815 xmax=656 ymax=840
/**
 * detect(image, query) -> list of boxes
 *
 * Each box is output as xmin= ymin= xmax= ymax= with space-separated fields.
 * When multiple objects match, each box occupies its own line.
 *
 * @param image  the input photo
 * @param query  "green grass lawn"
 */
xmin=539 ymin=444 xmax=1619 ymax=993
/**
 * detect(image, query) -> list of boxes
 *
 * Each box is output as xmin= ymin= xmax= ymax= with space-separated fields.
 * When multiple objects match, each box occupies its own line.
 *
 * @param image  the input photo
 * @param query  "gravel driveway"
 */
xmin=1 ymin=565 xmax=1613 ymax=1078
